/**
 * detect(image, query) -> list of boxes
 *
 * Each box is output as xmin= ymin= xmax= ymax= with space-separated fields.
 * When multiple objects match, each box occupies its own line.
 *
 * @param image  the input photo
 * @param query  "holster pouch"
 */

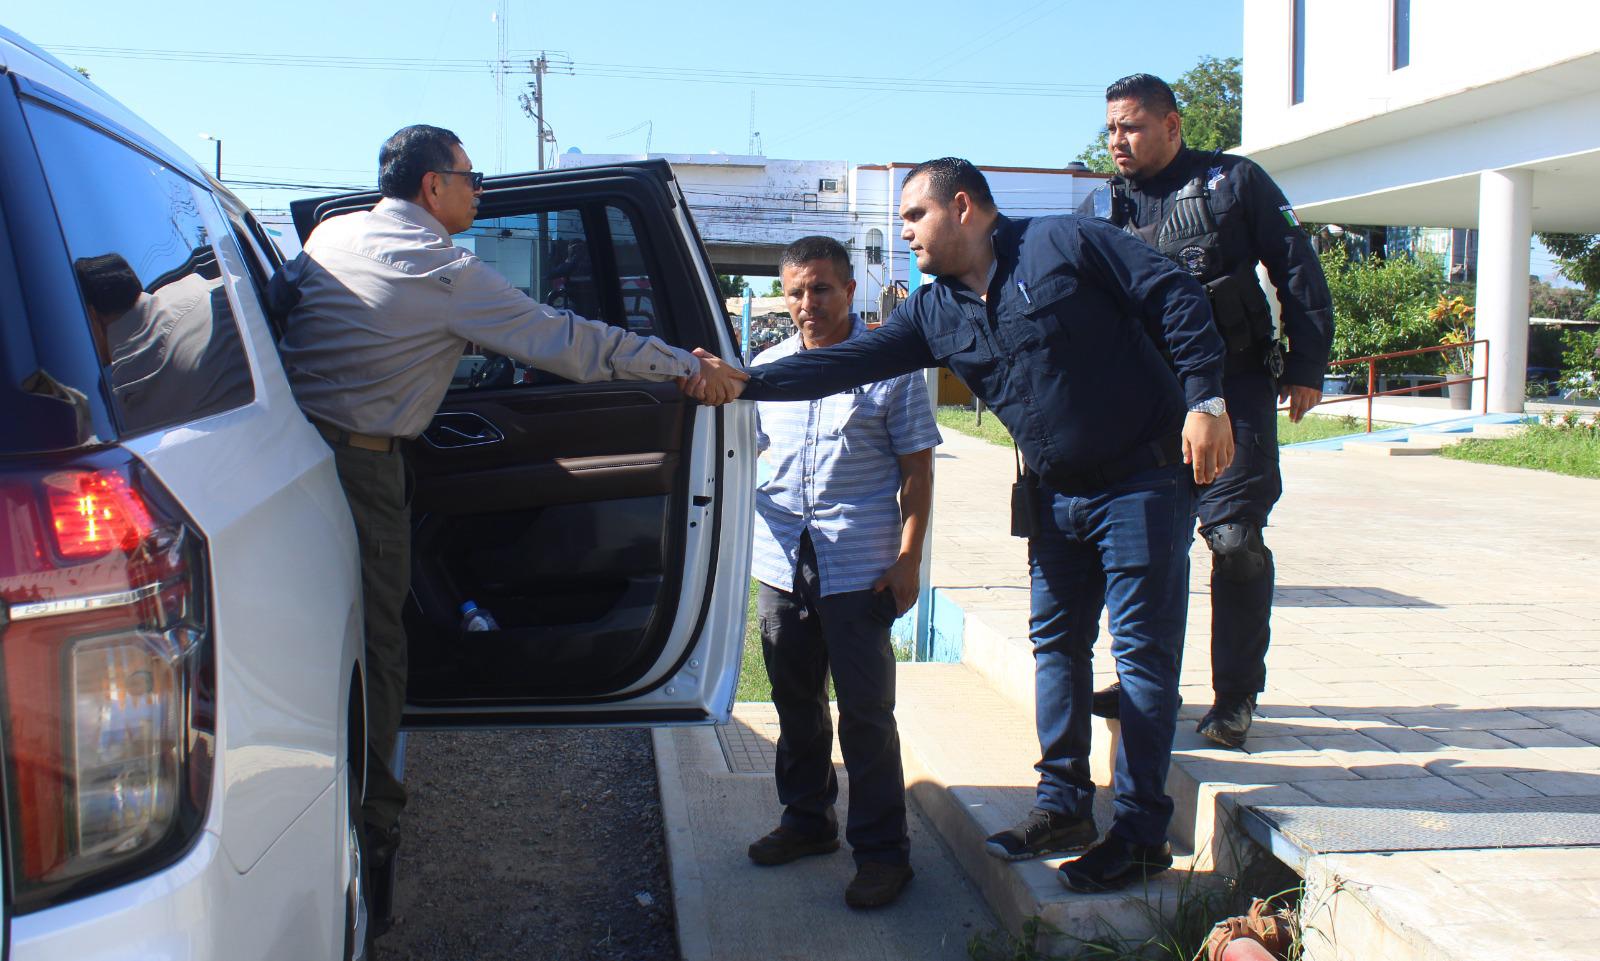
xmin=1010 ymin=446 xmax=1037 ymax=539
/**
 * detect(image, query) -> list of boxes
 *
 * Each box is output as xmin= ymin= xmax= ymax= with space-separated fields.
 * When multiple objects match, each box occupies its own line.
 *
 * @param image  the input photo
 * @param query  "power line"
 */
xmin=43 ymin=43 xmax=1105 ymax=97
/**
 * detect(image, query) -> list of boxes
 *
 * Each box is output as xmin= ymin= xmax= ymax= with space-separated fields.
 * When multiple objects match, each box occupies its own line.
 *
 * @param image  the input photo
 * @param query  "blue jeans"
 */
xmin=1028 ymin=462 xmax=1195 ymax=845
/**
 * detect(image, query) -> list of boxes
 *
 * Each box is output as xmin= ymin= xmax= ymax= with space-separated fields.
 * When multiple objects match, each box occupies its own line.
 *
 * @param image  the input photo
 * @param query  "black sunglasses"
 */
xmin=433 ymin=168 xmax=485 ymax=190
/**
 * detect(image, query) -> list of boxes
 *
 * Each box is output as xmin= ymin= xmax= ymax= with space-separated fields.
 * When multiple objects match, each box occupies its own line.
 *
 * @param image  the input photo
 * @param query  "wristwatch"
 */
xmin=1188 ymin=397 xmax=1227 ymax=417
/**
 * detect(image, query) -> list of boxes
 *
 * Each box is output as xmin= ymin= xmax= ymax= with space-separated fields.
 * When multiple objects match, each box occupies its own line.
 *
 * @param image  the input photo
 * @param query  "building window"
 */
xmin=1291 ymin=0 xmax=1306 ymax=104
xmin=865 ymin=228 xmax=884 ymax=266
xmin=1392 ymin=0 xmax=1411 ymax=70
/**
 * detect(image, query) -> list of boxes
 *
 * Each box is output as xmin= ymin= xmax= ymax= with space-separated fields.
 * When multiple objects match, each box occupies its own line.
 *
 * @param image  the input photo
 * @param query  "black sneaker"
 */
xmin=844 ymin=861 xmax=915 ymax=909
xmin=983 ymin=808 xmax=1098 ymax=861
xmin=1090 ymin=681 xmax=1122 ymax=719
xmin=747 ymin=825 xmax=840 ymax=866
xmin=1058 ymin=833 xmax=1173 ymax=893
xmin=1197 ymin=693 xmax=1256 ymax=749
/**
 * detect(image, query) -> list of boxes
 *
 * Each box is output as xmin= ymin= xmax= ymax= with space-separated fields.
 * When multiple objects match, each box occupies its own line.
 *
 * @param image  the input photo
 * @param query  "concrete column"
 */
xmin=1474 ymin=168 xmax=1533 ymax=413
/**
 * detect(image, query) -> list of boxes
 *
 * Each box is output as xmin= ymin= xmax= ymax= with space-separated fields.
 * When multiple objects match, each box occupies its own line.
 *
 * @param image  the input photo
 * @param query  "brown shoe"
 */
xmin=845 ymin=861 xmax=914 ymax=909
xmin=747 ymin=826 xmax=840 ymax=866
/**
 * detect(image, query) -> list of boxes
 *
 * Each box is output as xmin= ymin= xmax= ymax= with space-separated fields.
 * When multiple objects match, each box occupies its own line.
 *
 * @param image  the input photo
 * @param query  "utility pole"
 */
xmin=532 ymin=52 xmax=548 ymax=169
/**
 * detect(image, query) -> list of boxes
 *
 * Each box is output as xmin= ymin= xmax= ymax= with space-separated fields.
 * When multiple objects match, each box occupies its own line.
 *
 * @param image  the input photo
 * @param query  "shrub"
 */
xmin=1321 ymin=250 xmax=1448 ymax=376
xmin=1560 ymin=327 xmax=1600 ymax=398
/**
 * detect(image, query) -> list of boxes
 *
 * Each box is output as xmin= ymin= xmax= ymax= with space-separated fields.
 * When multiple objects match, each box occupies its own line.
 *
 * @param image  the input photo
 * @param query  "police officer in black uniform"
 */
xmin=1079 ymin=74 xmax=1334 ymax=748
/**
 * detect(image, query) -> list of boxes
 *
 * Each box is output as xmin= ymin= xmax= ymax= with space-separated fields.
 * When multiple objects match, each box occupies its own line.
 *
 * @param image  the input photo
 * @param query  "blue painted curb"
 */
xmin=1283 ymin=412 xmax=1535 ymax=452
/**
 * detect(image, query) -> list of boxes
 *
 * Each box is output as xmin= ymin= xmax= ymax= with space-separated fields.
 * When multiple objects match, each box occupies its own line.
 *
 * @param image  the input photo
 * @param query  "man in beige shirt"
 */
xmin=270 ymin=124 xmax=743 ymax=878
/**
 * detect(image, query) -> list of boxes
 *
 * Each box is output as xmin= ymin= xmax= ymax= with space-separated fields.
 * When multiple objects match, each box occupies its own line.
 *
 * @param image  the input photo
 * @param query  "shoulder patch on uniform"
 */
xmin=1279 ymin=204 xmax=1300 ymax=227
xmin=1206 ymin=166 xmax=1226 ymax=190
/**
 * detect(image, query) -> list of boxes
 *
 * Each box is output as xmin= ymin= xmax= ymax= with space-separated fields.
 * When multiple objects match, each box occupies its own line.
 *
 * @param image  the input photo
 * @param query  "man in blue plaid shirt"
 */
xmin=744 ymin=236 xmax=941 ymax=910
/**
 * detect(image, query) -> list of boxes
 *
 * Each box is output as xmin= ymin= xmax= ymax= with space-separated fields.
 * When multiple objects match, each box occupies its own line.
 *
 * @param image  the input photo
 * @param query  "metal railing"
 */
xmin=1310 ymin=339 xmax=1489 ymax=432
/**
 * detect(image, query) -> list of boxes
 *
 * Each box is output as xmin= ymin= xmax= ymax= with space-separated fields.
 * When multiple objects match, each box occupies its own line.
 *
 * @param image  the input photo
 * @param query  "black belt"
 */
xmin=1039 ymin=432 xmax=1183 ymax=495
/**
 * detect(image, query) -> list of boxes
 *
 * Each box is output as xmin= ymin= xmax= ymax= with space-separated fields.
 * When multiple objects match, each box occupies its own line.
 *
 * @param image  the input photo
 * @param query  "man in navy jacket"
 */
xmin=688 ymin=158 xmax=1230 ymax=892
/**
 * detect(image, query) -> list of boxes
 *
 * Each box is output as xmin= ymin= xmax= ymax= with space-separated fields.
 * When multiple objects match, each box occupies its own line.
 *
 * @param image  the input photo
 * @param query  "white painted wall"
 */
xmin=1243 ymin=0 xmax=1600 ymax=151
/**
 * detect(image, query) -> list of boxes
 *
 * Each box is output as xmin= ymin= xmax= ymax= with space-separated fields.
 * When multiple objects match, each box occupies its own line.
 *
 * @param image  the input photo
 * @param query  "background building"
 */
xmin=1238 ymin=0 xmax=1600 ymax=411
xmin=559 ymin=151 xmax=1107 ymax=323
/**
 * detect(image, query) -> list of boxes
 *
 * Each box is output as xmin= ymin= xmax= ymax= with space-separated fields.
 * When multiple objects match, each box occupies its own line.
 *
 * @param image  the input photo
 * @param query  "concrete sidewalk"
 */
xmin=921 ymin=428 xmax=1600 ymax=960
xmin=653 ymin=709 xmax=995 ymax=961
xmin=658 ymin=426 xmax=1600 ymax=960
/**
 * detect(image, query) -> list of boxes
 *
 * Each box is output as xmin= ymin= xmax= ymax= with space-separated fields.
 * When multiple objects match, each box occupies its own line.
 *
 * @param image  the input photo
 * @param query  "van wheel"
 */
xmin=344 ymin=762 xmax=373 ymax=961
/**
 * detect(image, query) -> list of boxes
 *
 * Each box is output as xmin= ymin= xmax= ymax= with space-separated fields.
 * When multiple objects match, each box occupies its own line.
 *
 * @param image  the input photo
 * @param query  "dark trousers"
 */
xmin=1028 ymin=463 xmax=1194 ymax=846
xmin=757 ymin=534 xmax=908 ymax=866
xmin=330 ymin=442 xmax=411 ymax=834
xmin=1196 ymin=371 xmax=1284 ymax=696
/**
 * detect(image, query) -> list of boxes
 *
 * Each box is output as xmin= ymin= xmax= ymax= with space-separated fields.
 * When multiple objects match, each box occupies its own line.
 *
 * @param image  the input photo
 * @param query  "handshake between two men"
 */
xmin=678 ymin=347 xmax=749 ymax=406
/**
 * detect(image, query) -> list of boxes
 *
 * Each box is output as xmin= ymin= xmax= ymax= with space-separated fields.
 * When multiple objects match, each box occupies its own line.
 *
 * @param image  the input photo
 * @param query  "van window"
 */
xmin=25 ymin=104 xmax=255 ymax=434
xmin=451 ymin=203 xmax=668 ymax=391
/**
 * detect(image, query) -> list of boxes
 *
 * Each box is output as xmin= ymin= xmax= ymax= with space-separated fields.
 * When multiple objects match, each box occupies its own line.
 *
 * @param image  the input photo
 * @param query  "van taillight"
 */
xmin=0 ymin=451 xmax=214 ymax=913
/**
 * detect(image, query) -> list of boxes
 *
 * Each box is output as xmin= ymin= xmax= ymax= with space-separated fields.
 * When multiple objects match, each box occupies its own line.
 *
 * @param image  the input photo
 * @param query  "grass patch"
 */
xmin=938 ymin=405 xmax=1014 ymax=447
xmin=1440 ymin=419 xmax=1600 ymax=479
xmin=736 ymin=579 xmax=770 ymax=701
xmin=1277 ymin=412 xmax=1399 ymax=445
xmin=941 ymin=404 xmax=1396 ymax=450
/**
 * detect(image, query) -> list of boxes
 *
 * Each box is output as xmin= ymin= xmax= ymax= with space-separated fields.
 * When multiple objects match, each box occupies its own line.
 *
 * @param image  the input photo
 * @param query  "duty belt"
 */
xmin=312 ymin=419 xmax=397 ymax=453
xmin=1040 ymin=432 xmax=1184 ymax=495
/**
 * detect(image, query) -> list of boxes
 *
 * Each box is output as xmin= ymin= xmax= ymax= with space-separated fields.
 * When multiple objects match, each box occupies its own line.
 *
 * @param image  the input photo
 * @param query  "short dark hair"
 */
xmin=903 ymin=157 xmax=995 ymax=209
xmin=780 ymin=235 xmax=852 ymax=282
xmin=1105 ymin=73 xmax=1180 ymax=116
xmin=378 ymin=124 xmax=463 ymax=200
xmin=74 ymin=253 xmax=142 ymax=316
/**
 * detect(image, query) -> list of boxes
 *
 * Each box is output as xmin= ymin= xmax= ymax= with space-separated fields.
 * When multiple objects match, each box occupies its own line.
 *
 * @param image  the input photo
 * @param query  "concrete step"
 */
xmin=1467 ymin=421 xmax=1527 ymax=439
xmin=896 ymin=663 xmax=1245 ymax=956
xmin=1341 ymin=433 xmax=1468 ymax=456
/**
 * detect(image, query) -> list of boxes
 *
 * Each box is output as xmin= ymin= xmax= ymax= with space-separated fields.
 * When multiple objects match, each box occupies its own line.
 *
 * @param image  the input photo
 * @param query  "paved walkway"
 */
xmin=653 ymin=712 xmax=996 ymax=961
xmin=926 ymin=427 xmax=1600 ymax=960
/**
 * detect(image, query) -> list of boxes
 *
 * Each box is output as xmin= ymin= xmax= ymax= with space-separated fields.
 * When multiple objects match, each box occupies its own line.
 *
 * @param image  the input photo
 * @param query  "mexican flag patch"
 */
xmin=1280 ymin=204 xmax=1300 ymax=227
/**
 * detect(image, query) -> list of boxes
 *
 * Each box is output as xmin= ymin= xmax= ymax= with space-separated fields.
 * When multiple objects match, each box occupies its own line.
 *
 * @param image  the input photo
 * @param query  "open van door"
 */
xmin=290 ymin=161 xmax=755 ymax=728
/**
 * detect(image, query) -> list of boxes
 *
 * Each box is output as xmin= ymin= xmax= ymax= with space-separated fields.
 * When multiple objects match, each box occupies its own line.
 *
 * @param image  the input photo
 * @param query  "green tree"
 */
xmin=1536 ymin=233 xmax=1600 ymax=318
xmin=1074 ymin=55 xmax=1242 ymax=171
xmin=716 ymin=274 xmax=746 ymax=298
xmin=1321 ymin=249 xmax=1449 ymax=375
xmin=1075 ymin=131 xmax=1115 ymax=173
xmin=1172 ymin=55 xmax=1243 ymax=152
xmin=766 ymin=279 xmax=784 ymax=297
xmin=1528 ymin=277 xmax=1595 ymax=321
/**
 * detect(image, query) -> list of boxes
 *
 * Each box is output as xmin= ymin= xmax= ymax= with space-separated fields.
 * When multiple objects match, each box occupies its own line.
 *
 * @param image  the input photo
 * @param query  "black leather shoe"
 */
xmin=1197 ymin=693 xmax=1256 ymax=749
xmin=1058 ymin=833 xmax=1173 ymax=893
xmin=844 ymin=861 xmax=914 ymax=909
xmin=364 ymin=822 xmax=401 ymax=938
xmin=747 ymin=825 xmax=840 ymax=866
xmin=983 ymin=808 xmax=1098 ymax=861
xmin=1090 ymin=681 xmax=1122 ymax=719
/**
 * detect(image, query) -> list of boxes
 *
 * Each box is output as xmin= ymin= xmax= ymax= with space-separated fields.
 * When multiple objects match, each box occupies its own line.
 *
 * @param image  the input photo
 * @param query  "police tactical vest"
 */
xmin=1095 ymin=161 xmax=1277 ymax=371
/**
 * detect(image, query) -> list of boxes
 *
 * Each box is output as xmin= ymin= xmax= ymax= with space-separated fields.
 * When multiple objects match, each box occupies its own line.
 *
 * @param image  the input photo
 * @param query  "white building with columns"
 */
xmin=557 ymin=151 xmax=1105 ymax=321
xmin=1238 ymin=0 xmax=1600 ymax=412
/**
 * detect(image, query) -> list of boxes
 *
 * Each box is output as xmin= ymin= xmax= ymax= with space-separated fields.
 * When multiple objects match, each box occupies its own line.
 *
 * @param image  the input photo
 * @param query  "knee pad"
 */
xmin=1205 ymin=522 xmax=1267 ymax=583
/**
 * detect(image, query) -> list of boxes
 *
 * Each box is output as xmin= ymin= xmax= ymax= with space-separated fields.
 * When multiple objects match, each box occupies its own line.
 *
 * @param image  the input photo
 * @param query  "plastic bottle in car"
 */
xmin=460 ymin=600 xmax=500 ymax=633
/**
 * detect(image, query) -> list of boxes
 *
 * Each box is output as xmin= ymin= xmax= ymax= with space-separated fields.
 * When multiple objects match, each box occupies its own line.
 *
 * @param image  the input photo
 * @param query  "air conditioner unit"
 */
xmin=818 ymin=178 xmax=839 ymax=192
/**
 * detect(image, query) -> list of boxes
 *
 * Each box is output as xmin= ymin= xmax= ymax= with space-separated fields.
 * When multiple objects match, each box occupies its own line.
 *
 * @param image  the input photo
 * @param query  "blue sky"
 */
xmin=7 ymin=2 xmax=1567 ymax=278
xmin=8 ymin=0 xmax=1243 ymax=212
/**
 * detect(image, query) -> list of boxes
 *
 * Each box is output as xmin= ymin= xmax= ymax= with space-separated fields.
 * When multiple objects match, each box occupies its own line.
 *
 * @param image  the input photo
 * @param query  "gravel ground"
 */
xmin=378 ymin=728 xmax=680 ymax=961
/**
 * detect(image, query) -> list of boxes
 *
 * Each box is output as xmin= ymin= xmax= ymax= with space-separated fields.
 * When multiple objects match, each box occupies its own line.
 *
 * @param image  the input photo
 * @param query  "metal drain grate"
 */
xmin=1248 ymin=794 xmax=1600 ymax=857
